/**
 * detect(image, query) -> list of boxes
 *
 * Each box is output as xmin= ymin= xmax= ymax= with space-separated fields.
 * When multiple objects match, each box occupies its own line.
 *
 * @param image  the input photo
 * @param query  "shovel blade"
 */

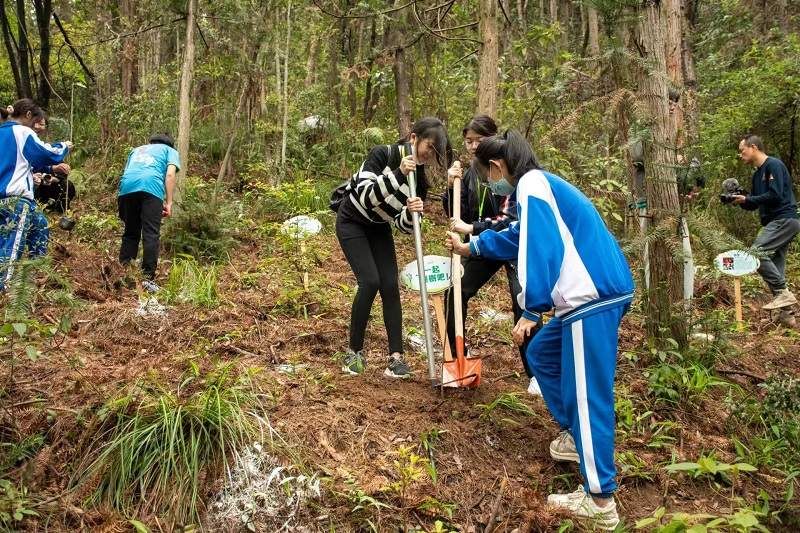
xmin=441 ymin=336 xmax=482 ymax=388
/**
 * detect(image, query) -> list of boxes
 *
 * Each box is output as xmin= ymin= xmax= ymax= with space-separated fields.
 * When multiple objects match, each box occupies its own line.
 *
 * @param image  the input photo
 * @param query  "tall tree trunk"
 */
xmin=175 ymin=0 xmax=196 ymax=210
xmin=120 ymin=0 xmax=139 ymax=98
xmin=587 ymin=7 xmax=600 ymax=57
xmin=362 ymin=20 xmax=379 ymax=124
xmin=15 ymin=0 xmax=32 ymax=98
xmin=329 ymin=26 xmax=343 ymax=119
xmin=280 ymin=1 xmax=292 ymax=176
xmin=0 ymin=0 xmax=23 ymax=97
xmin=633 ymin=0 xmax=686 ymax=345
xmin=32 ymin=0 xmax=51 ymax=108
xmin=477 ymin=0 xmax=499 ymax=116
xmin=681 ymin=0 xmax=698 ymax=149
xmin=304 ymin=35 xmax=320 ymax=88
xmin=549 ymin=0 xmax=558 ymax=23
xmin=215 ymin=81 xmax=249 ymax=196
xmin=665 ymin=0 xmax=683 ymax=147
xmin=389 ymin=0 xmax=411 ymax=138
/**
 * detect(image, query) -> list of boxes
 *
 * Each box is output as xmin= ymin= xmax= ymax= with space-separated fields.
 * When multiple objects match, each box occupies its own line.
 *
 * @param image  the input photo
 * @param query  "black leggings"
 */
xmin=445 ymin=256 xmax=539 ymax=376
xmin=336 ymin=213 xmax=404 ymax=355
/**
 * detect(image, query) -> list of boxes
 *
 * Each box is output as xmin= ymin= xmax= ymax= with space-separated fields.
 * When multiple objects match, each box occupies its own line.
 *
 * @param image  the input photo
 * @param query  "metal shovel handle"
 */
xmin=407 ymin=146 xmax=438 ymax=386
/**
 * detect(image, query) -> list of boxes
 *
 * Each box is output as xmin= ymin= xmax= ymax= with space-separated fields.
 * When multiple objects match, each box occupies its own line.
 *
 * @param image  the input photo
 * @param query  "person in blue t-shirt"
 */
xmin=118 ymin=133 xmax=180 ymax=289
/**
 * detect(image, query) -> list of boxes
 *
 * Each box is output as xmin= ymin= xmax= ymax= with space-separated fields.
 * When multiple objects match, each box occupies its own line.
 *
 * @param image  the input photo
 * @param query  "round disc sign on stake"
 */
xmin=281 ymin=215 xmax=322 ymax=239
xmin=401 ymin=255 xmax=461 ymax=294
xmin=713 ymin=250 xmax=760 ymax=277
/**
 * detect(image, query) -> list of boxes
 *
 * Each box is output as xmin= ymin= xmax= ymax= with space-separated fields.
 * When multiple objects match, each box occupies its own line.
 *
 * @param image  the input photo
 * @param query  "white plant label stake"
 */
xmin=713 ymin=250 xmax=760 ymax=330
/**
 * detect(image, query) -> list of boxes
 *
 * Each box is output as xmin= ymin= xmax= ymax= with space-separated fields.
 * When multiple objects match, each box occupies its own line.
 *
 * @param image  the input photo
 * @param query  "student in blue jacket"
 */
xmin=0 ymin=99 xmax=72 ymax=289
xmin=446 ymin=130 xmax=634 ymax=531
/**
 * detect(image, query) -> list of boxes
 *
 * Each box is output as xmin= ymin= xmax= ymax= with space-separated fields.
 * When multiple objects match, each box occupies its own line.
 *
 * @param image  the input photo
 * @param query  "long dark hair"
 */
xmin=402 ymin=116 xmax=453 ymax=169
xmin=3 ymin=98 xmax=46 ymax=122
xmin=462 ymin=115 xmax=498 ymax=138
xmin=474 ymin=130 xmax=541 ymax=181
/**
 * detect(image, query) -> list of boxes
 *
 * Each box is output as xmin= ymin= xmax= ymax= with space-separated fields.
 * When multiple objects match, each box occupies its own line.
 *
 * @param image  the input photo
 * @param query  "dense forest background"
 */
xmin=1 ymin=0 xmax=799 ymax=531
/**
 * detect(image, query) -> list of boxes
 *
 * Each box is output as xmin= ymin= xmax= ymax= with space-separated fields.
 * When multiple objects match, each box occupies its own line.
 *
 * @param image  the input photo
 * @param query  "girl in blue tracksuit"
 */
xmin=446 ymin=130 xmax=633 ymax=530
xmin=0 ymin=99 xmax=71 ymax=288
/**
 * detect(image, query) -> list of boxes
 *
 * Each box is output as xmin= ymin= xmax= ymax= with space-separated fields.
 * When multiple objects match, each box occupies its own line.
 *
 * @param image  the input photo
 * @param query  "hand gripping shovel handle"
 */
xmin=408 ymin=149 xmax=438 ymax=386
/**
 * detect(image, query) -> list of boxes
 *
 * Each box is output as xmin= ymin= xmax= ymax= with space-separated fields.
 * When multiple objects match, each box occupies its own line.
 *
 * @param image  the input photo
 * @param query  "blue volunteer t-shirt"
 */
xmin=118 ymin=143 xmax=181 ymax=200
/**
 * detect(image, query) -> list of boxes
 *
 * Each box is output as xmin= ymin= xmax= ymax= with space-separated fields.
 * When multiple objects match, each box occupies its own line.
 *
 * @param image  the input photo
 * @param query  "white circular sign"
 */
xmin=281 ymin=215 xmax=322 ymax=239
xmin=401 ymin=255 xmax=461 ymax=294
xmin=713 ymin=250 xmax=760 ymax=277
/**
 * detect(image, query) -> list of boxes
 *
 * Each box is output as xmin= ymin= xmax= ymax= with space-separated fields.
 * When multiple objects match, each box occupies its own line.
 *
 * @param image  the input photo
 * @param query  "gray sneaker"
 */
xmin=341 ymin=349 xmax=365 ymax=375
xmin=142 ymin=279 xmax=161 ymax=293
xmin=550 ymin=430 xmax=580 ymax=463
xmin=384 ymin=353 xmax=412 ymax=379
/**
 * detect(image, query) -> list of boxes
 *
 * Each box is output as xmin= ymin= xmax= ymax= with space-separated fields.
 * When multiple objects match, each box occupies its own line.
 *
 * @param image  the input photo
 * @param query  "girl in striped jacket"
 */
xmin=336 ymin=117 xmax=451 ymax=379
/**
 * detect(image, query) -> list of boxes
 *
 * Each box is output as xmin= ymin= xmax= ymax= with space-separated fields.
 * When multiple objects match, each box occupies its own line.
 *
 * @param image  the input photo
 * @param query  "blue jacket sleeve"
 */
xmin=473 ymin=184 xmax=564 ymax=320
xmin=469 ymin=220 xmax=519 ymax=261
xmin=22 ymin=134 xmax=69 ymax=168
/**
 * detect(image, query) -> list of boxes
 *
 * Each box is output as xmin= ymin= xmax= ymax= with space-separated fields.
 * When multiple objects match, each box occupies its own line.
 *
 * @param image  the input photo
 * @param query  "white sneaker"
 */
xmin=549 ymin=430 xmax=580 ymax=463
xmin=527 ymin=376 xmax=543 ymax=397
xmin=763 ymin=289 xmax=797 ymax=310
xmin=547 ymin=487 xmax=620 ymax=531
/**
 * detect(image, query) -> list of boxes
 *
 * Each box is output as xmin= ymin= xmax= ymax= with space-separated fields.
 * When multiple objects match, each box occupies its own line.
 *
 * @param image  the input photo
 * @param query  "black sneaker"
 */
xmin=341 ymin=349 xmax=365 ymax=375
xmin=384 ymin=354 xmax=412 ymax=379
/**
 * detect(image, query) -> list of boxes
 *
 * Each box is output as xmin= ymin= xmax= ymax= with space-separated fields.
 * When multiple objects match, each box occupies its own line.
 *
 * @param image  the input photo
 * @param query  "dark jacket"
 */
xmin=741 ymin=156 xmax=798 ymax=225
xmin=441 ymin=164 xmax=515 ymax=234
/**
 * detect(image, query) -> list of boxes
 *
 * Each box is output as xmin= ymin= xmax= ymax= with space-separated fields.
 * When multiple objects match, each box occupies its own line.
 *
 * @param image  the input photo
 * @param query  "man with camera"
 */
xmin=729 ymin=134 xmax=799 ymax=312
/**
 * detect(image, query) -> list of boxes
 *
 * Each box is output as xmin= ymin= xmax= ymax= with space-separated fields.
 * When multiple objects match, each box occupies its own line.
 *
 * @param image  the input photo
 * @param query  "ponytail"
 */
xmin=474 ymin=129 xmax=541 ymax=180
xmin=0 ymin=105 xmax=11 ymax=121
xmin=5 ymin=98 xmax=45 ymax=122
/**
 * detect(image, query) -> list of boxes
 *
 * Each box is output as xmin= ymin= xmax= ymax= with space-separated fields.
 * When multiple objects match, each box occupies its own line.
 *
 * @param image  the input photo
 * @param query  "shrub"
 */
xmin=162 ymin=255 xmax=220 ymax=308
xmin=162 ymin=177 xmax=238 ymax=262
xmin=74 ymin=364 xmax=261 ymax=525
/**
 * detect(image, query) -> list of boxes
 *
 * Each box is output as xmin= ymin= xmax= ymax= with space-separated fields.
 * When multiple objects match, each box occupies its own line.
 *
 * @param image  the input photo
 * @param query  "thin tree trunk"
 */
xmin=175 ymin=0 xmax=196 ymax=210
xmin=280 ymin=1 xmax=291 ymax=177
xmin=681 ymin=0 xmax=698 ymax=149
xmin=120 ymin=0 xmax=139 ymax=98
xmin=304 ymin=35 xmax=320 ymax=88
xmin=587 ymin=7 xmax=600 ymax=57
xmin=328 ymin=39 xmax=342 ymax=120
xmin=633 ymin=0 xmax=686 ymax=345
xmin=477 ymin=0 xmax=499 ymax=116
xmin=215 ymin=81 xmax=249 ymax=196
xmin=665 ymin=0 xmax=683 ymax=147
xmin=52 ymin=12 xmax=95 ymax=83
xmin=15 ymin=0 xmax=32 ymax=98
xmin=32 ymin=0 xmax=51 ymax=108
xmin=549 ymin=0 xmax=558 ymax=23
xmin=0 ymin=0 xmax=23 ymax=97
xmin=390 ymin=0 xmax=411 ymax=138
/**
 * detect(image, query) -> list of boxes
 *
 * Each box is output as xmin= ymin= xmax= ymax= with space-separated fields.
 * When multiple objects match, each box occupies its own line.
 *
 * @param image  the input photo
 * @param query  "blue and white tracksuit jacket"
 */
xmin=470 ymin=169 xmax=635 ymax=496
xmin=1 ymin=121 xmax=69 ymax=287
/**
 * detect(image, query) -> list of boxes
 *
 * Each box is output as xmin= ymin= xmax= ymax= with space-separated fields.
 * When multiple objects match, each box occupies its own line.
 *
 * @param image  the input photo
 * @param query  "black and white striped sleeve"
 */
xmin=352 ymin=145 xmax=415 ymax=233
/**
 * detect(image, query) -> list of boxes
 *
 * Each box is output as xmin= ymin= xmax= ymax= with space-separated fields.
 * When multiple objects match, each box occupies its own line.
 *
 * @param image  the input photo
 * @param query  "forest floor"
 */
xmin=2 ymin=190 xmax=800 ymax=532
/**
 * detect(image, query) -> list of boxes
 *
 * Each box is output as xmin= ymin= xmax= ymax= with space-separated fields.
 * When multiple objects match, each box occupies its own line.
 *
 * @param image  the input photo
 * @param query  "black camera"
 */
xmin=719 ymin=178 xmax=746 ymax=204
